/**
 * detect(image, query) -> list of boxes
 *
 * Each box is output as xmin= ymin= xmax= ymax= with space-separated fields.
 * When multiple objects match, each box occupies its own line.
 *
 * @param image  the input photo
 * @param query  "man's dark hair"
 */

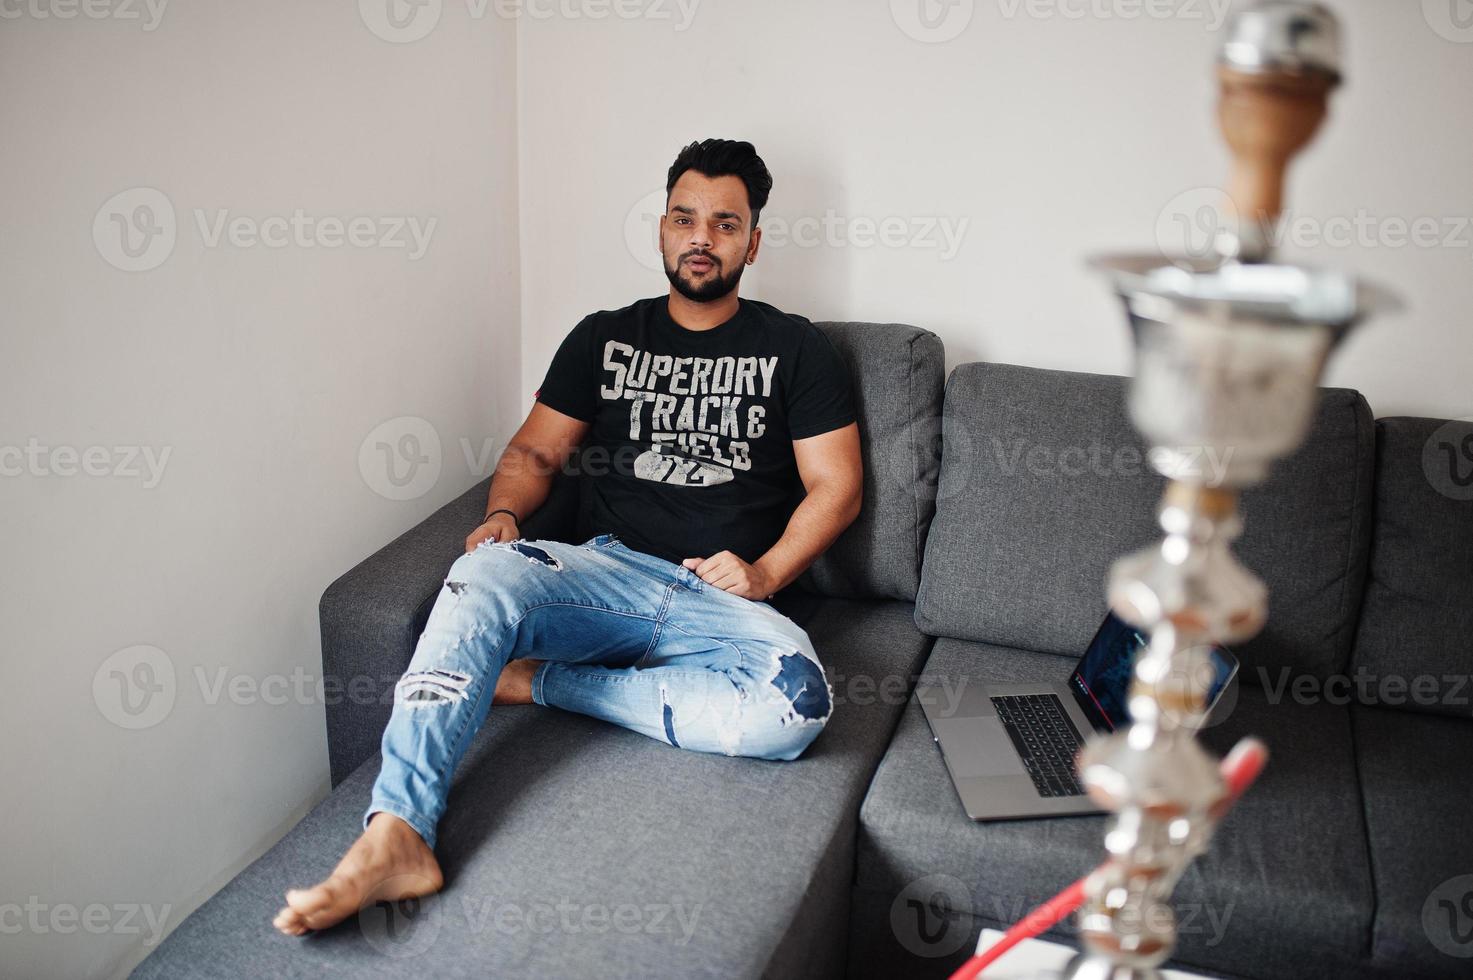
xmin=665 ymin=139 xmax=773 ymax=229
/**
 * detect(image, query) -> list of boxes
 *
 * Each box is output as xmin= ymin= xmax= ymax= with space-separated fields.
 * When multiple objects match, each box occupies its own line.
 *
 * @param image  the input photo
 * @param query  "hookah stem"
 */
xmin=947 ymin=738 xmax=1269 ymax=980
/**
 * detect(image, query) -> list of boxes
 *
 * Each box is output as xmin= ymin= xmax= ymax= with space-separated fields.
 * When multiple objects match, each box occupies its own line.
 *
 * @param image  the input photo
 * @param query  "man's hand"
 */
xmin=466 ymin=514 xmax=520 ymax=554
xmin=681 ymin=551 xmax=775 ymax=600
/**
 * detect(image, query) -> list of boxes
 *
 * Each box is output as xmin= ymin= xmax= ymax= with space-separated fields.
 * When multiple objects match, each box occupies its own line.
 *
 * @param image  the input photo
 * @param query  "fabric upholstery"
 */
xmin=786 ymin=322 xmax=946 ymax=603
xmin=913 ymin=362 xmax=1375 ymax=686
xmin=1352 ymin=704 xmax=1473 ymax=976
xmin=134 ymin=598 xmax=935 ymax=980
xmin=852 ymin=636 xmax=1376 ymax=980
xmin=1349 ymin=417 xmax=1473 ymax=718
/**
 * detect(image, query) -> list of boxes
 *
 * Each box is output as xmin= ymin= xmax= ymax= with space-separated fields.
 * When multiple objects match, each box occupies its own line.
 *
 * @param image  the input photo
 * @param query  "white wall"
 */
xmin=518 ymin=0 xmax=1473 ymax=421
xmin=5 ymin=2 xmax=1468 ymax=977
xmin=0 ymin=2 xmax=519 ymax=976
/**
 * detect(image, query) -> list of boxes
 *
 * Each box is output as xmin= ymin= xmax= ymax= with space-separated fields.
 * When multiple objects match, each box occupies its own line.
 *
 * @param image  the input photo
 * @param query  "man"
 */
xmin=274 ymin=139 xmax=863 ymax=935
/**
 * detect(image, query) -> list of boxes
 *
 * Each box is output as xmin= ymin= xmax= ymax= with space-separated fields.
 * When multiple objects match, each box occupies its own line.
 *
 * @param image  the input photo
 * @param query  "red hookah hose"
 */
xmin=947 ymin=738 xmax=1269 ymax=980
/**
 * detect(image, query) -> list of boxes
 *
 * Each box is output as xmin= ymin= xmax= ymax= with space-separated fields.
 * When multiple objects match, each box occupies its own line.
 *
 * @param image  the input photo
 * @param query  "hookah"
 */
xmin=950 ymin=3 xmax=1398 ymax=978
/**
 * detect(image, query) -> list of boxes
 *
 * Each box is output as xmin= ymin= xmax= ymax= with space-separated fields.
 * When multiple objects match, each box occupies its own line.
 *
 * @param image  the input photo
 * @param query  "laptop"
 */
xmin=918 ymin=610 xmax=1239 ymax=820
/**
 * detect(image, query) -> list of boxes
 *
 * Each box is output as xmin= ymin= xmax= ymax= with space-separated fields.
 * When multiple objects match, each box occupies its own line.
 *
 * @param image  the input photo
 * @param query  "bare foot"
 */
xmin=273 ymin=813 xmax=442 ymax=936
xmin=492 ymin=658 xmax=541 ymax=706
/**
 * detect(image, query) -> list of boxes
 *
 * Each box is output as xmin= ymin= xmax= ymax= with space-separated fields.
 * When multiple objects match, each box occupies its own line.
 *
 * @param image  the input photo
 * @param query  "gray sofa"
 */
xmin=134 ymin=323 xmax=1472 ymax=979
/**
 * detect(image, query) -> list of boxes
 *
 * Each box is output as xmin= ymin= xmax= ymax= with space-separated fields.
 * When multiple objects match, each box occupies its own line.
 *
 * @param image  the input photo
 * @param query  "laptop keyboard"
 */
xmin=990 ymin=694 xmax=1087 ymax=798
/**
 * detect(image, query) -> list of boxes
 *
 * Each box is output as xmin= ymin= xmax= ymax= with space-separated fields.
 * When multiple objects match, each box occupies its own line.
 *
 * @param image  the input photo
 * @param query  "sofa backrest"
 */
xmin=1348 ymin=417 xmax=1473 ymax=719
xmin=913 ymin=362 xmax=1376 ymax=687
xmin=788 ymin=321 xmax=946 ymax=602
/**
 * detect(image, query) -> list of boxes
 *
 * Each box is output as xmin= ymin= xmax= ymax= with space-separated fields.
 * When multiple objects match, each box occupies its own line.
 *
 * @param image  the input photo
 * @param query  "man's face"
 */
xmin=660 ymin=171 xmax=761 ymax=303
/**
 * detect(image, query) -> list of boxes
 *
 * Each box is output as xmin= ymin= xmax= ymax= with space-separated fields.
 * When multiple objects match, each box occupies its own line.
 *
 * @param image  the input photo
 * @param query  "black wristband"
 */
xmin=482 ymin=508 xmax=518 ymax=527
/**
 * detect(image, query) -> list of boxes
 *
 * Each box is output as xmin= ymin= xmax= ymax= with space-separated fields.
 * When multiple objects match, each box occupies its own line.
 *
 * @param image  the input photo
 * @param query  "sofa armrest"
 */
xmin=319 ymin=471 xmax=581 ymax=785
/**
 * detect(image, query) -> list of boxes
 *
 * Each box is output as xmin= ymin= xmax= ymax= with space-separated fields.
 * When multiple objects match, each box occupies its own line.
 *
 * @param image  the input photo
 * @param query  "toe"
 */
xmin=273 ymin=907 xmax=305 ymax=935
xmin=286 ymin=884 xmax=332 ymax=917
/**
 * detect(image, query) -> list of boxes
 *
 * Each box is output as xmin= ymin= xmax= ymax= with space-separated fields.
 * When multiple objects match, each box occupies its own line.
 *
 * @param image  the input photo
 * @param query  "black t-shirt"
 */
xmin=533 ymin=295 xmax=856 ymax=567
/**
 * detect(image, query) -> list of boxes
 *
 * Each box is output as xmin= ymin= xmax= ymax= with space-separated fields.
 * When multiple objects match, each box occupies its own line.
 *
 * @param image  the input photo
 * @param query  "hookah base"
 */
xmin=1060 ymin=952 xmax=1164 ymax=980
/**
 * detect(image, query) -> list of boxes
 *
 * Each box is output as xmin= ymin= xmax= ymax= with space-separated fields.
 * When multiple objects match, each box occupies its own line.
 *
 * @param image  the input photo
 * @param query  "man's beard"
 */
xmin=664 ymin=251 xmax=746 ymax=303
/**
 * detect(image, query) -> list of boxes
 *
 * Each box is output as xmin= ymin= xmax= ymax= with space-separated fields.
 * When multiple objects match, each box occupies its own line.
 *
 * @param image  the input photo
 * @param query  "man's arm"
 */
xmin=752 ymin=421 xmax=863 ymax=595
xmin=466 ymin=403 xmax=591 ymax=552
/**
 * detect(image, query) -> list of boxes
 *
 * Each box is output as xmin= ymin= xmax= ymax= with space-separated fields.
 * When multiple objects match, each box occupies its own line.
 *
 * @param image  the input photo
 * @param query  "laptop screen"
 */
xmin=1067 ymin=611 xmax=1236 ymax=732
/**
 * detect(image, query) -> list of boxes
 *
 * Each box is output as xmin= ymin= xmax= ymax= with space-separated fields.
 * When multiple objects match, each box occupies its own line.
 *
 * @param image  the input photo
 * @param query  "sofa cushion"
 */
xmin=1352 ymin=704 xmax=1473 ymax=976
xmin=134 ymin=596 xmax=934 ymax=980
xmin=852 ymin=636 xmax=1376 ymax=980
xmin=913 ymin=362 xmax=1375 ymax=686
xmin=1349 ymin=417 xmax=1473 ymax=719
xmin=787 ymin=322 xmax=946 ymax=603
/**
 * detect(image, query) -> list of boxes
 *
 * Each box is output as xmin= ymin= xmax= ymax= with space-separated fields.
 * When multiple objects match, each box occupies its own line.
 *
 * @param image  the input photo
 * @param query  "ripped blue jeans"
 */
xmin=366 ymin=532 xmax=833 ymax=850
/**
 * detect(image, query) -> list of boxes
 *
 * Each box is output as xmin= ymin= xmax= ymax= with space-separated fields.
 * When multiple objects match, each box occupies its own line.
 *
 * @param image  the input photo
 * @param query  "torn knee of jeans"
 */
xmin=397 ymin=667 xmax=472 ymax=708
xmin=445 ymin=580 xmax=468 ymax=596
xmin=487 ymin=539 xmax=564 ymax=570
xmin=768 ymin=651 xmax=833 ymax=727
xmin=660 ymin=683 xmax=680 ymax=749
